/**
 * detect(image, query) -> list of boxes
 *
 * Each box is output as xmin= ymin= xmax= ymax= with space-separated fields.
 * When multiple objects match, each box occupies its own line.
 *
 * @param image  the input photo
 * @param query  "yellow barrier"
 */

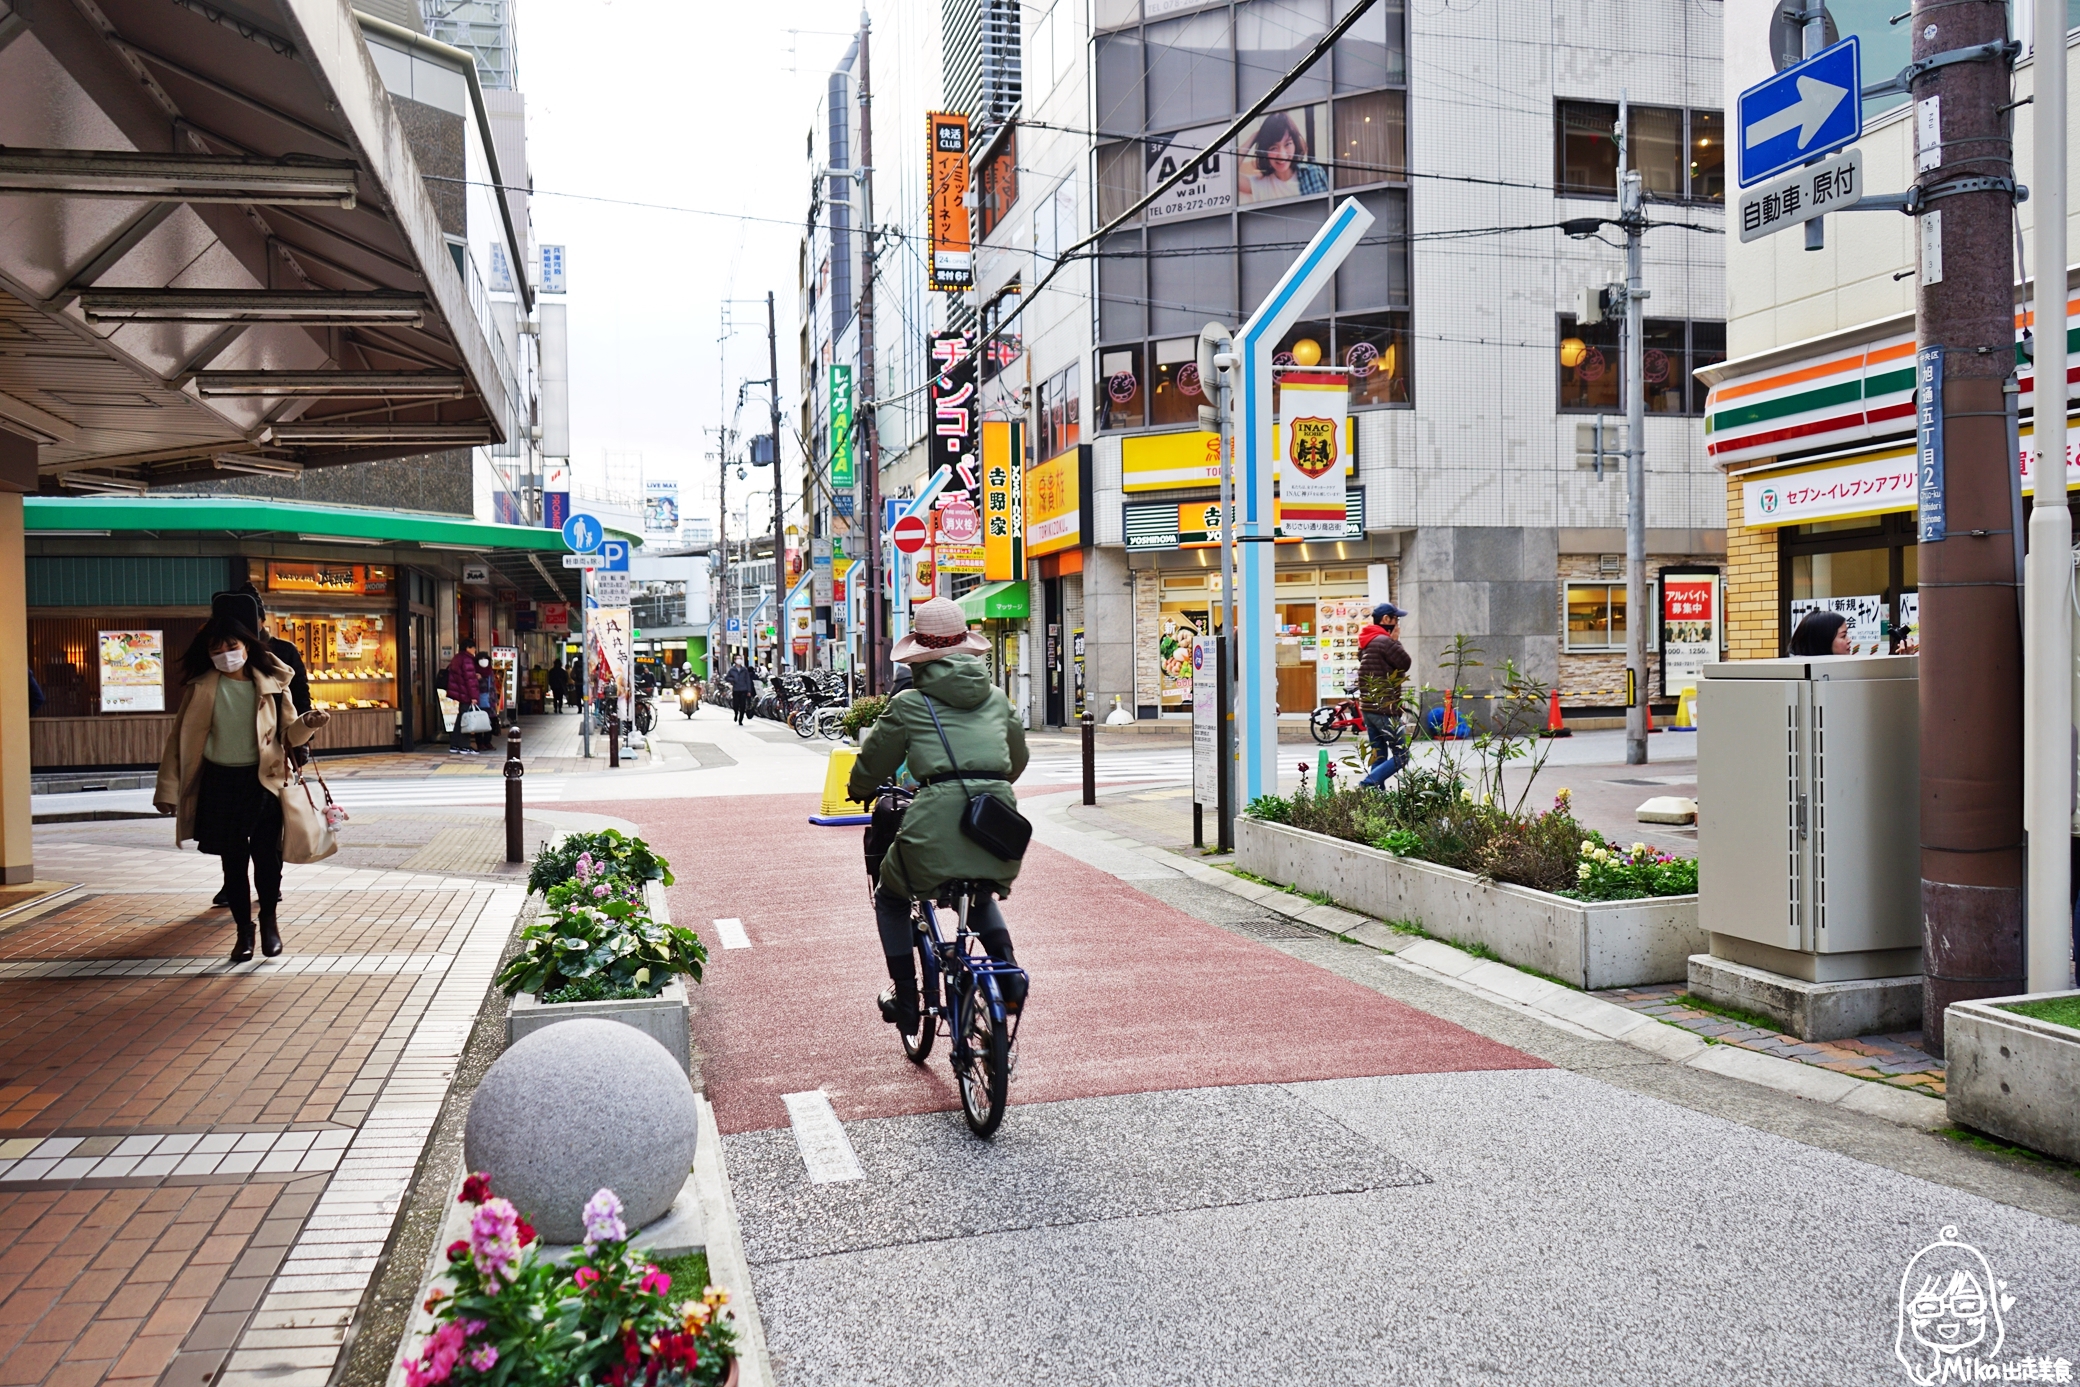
xmin=821 ymin=746 xmax=869 ymax=818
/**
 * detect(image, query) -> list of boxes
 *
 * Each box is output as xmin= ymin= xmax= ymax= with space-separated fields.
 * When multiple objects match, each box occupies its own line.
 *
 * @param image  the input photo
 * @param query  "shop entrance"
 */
xmin=1043 ymin=577 xmax=1066 ymax=727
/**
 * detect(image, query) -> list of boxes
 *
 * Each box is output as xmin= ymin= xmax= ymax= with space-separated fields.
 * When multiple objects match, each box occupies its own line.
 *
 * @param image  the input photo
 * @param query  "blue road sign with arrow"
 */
xmin=561 ymin=512 xmax=603 ymax=553
xmin=1738 ymin=36 xmax=1861 ymax=188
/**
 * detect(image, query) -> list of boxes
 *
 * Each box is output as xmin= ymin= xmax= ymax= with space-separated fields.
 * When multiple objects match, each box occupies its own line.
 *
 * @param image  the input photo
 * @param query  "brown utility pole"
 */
xmin=768 ymin=290 xmax=788 ymax=676
xmin=856 ymin=11 xmax=886 ymax=694
xmin=1914 ymin=0 xmax=2025 ymax=1052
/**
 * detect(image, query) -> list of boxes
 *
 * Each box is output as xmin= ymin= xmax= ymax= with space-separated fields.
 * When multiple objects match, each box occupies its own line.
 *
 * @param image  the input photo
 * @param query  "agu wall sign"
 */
xmin=1737 ymin=37 xmax=1861 ymax=187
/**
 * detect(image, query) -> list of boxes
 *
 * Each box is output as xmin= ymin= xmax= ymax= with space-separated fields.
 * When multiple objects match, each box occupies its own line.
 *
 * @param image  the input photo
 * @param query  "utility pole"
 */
xmin=2027 ymin=0 xmax=2073 ymax=994
xmin=1802 ymin=3 xmax=1827 ymax=253
xmin=856 ymin=8 xmax=885 ymax=694
xmin=767 ymin=289 xmax=788 ymax=676
xmin=713 ymin=429 xmax=730 ymax=670
xmin=1914 ymin=0 xmax=2025 ymax=1052
xmin=1619 ymin=94 xmax=1649 ymax=766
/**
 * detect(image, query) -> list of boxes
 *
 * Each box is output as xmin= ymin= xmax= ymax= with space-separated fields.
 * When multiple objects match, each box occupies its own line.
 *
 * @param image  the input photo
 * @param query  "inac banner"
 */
xmin=1277 ymin=370 xmax=1349 ymax=537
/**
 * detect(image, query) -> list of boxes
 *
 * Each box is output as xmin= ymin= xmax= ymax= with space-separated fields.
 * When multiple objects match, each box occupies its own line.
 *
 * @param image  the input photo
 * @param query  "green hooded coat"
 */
xmin=846 ymin=654 xmax=1029 ymax=900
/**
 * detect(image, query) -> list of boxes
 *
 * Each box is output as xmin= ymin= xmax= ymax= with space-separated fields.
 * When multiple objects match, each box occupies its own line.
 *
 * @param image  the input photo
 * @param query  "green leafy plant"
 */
xmin=841 ymin=695 xmax=891 ymax=741
xmin=498 ymin=855 xmax=706 ymax=999
xmin=1375 ymin=827 xmax=1423 ymax=856
xmin=1561 ymin=837 xmax=1699 ymax=901
xmin=538 ymin=975 xmax=660 ymax=1006
xmin=527 ymin=831 xmax=674 ymax=897
xmin=1998 ymin=995 xmax=2080 ymax=1031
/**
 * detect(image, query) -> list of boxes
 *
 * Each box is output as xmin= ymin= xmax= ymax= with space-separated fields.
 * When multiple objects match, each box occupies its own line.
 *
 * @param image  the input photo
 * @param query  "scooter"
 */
xmin=677 ymin=681 xmax=701 ymax=719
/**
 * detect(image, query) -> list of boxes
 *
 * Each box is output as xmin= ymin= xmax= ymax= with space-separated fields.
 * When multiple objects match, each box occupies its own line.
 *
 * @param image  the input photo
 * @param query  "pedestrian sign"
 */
xmin=562 ymin=512 xmax=603 ymax=553
xmin=1738 ymin=36 xmax=1860 ymax=188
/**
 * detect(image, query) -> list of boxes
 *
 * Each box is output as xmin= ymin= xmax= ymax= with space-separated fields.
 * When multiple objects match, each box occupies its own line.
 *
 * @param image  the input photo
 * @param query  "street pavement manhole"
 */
xmin=1229 ymin=916 xmax=1321 ymax=941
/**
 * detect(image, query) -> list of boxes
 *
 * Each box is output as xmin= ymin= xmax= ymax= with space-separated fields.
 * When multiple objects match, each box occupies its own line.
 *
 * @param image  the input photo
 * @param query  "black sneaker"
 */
xmin=877 ymin=985 xmax=919 ymax=1035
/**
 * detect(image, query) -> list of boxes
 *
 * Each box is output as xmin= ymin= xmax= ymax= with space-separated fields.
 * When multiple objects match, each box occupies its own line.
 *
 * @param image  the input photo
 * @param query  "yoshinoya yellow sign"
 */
xmin=982 ymin=419 xmax=1023 ymax=580
xmin=1120 ymin=423 xmax=1355 ymax=493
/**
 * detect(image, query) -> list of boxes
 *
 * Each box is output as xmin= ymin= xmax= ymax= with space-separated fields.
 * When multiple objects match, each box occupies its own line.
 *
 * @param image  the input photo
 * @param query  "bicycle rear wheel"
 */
xmin=955 ymin=974 xmax=1009 ymax=1137
xmin=1309 ymin=706 xmax=1343 ymax=744
xmin=789 ymin=704 xmax=816 ymax=738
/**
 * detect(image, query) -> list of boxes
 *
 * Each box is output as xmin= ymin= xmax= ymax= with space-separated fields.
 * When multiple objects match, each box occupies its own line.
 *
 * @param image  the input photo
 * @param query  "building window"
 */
xmin=1565 ymin=582 xmax=1657 ymax=652
xmin=1038 ymin=363 xmax=1081 ymax=459
xmin=1557 ymin=315 xmax=1723 ymax=417
xmin=1098 ymin=345 xmax=1145 ymax=430
xmin=1333 ymin=89 xmax=1405 ymax=187
xmin=977 ymin=128 xmax=1019 ymax=239
xmin=1556 ymin=101 xmax=1724 ymax=202
xmin=980 ymin=280 xmax=1022 ymax=382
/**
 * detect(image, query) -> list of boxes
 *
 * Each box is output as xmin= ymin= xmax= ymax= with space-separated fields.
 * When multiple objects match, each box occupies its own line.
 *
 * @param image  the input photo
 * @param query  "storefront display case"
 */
xmin=261 ymin=562 xmax=401 ymax=752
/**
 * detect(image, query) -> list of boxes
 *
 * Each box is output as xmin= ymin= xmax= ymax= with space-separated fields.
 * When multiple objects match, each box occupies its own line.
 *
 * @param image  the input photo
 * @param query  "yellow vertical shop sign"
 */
xmin=928 ymin=113 xmax=973 ymax=291
xmin=982 ymin=419 xmax=1023 ymax=580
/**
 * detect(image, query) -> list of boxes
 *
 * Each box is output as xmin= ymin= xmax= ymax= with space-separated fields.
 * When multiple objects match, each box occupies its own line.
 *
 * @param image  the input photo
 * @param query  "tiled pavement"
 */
xmin=0 ymin=838 xmax=524 ymax=1387
xmin=1591 ymin=983 xmax=1947 ymax=1097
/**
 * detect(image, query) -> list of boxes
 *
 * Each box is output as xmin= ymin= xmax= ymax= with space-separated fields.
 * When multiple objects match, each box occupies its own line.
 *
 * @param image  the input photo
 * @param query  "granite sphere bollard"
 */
xmin=464 ymin=1018 xmax=698 ymax=1245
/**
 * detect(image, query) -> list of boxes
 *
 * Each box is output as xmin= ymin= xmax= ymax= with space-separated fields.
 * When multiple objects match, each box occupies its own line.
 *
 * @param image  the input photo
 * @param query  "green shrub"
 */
xmin=1375 ymin=827 xmax=1423 ymax=856
xmin=841 ymin=695 xmax=891 ymax=741
xmin=538 ymin=974 xmax=662 ymax=1005
xmin=498 ymin=861 xmax=706 ymax=998
xmin=527 ymin=829 xmax=674 ymax=895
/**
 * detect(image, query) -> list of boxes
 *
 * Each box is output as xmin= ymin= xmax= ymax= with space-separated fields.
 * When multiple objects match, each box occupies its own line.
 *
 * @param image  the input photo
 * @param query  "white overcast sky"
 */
xmin=519 ymin=0 xmax=868 ymax=531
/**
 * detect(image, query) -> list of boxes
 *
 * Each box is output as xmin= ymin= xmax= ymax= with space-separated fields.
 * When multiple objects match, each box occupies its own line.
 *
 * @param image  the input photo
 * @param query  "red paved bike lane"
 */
xmin=568 ymin=792 xmax=1544 ymax=1134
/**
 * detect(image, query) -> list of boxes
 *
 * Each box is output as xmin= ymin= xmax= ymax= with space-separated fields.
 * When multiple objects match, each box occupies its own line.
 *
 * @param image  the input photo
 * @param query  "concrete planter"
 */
xmin=1234 ymin=817 xmax=1702 ymax=990
xmin=503 ymin=879 xmax=693 ymax=1072
xmin=1944 ymin=992 xmax=2080 ymax=1162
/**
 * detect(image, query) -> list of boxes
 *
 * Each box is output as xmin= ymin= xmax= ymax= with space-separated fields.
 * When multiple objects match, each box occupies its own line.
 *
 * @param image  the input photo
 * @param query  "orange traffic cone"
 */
xmin=1545 ymin=689 xmax=1570 ymax=738
xmin=1443 ymin=690 xmax=1456 ymax=740
xmin=1645 ymin=693 xmax=1657 ymax=735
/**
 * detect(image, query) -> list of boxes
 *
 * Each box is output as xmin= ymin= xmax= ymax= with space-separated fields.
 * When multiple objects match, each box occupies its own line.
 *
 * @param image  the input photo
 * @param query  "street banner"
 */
xmin=589 ymin=608 xmax=634 ymax=720
xmin=1659 ymin=571 xmax=1721 ymax=695
xmin=981 ymin=419 xmax=1023 ymax=580
xmin=543 ymin=463 xmax=569 ymax=530
xmin=928 ymin=112 xmax=973 ymax=291
xmin=828 ymin=364 xmax=855 ymax=492
xmin=1192 ymin=632 xmax=1218 ymax=805
xmin=98 ymin=629 xmax=164 ymax=712
xmin=929 ymin=331 xmax=979 ymax=509
xmin=1276 ymin=370 xmax=1350 ymax=536
xmin=643 ymin=480 xmax=679 ymax=537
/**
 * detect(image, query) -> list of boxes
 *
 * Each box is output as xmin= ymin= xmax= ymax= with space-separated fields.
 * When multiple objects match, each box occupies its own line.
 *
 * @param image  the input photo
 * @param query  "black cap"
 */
xmin=210 ymin=590 xmax=263 ymax=629
xmin=1372 ymin=602 xmax=1405 ymax=622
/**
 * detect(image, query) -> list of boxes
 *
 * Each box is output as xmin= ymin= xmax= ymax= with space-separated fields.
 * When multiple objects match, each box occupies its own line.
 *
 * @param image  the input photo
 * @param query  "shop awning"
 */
xmin=23 ymin=496 xmax=640 ymax=552
xmin=957 ymin=580 xmax=1029 ymax=621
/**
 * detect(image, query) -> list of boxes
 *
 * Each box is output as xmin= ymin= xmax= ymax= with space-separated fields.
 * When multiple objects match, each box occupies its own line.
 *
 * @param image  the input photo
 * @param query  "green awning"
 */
xmin=957 ymin=580 xmax=1029 ymax=621
xmin=23 ymin=496 xmax=640 ymax=551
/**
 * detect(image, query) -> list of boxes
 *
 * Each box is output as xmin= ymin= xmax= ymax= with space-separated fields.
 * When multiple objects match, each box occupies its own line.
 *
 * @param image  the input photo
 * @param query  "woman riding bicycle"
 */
xmin=847 ymin=597 xmax=1029 ymax=1034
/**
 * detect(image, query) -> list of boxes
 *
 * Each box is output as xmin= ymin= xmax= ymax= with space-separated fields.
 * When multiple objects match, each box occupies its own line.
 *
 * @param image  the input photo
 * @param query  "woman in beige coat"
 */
xmin=155 ymin=614 xmax=328 ymax=962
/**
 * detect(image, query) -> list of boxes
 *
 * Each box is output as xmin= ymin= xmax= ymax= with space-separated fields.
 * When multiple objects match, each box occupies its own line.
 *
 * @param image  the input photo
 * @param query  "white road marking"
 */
xmin=781 ymin=1089 xmax=864 ymax=1183
xmin=713 ymin=917 xmax=752 ymax=949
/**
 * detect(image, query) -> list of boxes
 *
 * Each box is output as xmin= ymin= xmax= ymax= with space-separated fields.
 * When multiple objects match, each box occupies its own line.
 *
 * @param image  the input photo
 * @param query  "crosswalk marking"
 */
xmin=713 ymin=917 xmax=752 ymax=949
xmin=781 ymin=1089 xmax=864 ymax=1183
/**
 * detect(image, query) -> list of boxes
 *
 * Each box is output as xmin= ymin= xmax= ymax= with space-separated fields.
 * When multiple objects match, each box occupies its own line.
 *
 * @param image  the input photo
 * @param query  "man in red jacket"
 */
xmin=445 ymin=641 xmax=482 ymax=754
xmin=1356 ymin=603 xmax=1411 ymax=788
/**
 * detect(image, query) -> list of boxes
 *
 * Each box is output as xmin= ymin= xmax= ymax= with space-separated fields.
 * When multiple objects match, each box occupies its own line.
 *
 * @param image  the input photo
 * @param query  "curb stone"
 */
xmin=1120 ymin=836 xmax=1949 ymax=1132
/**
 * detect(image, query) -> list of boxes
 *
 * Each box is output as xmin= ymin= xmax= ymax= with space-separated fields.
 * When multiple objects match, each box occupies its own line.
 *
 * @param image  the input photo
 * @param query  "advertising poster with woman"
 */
xmin=1238 ymin=104 xmax=1329 ymax=204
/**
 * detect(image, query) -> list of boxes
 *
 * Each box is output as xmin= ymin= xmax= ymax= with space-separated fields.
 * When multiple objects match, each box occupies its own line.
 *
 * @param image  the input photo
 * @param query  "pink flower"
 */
xmin=639 ymin=1266 xmax=671 ymax=1297
xmin=468 ymin=1198 xmax=521 ymax=1282
xmin=404 ymin=1320 xmax=470 ymax=1387
xmin=593 ymin=883 xmax=609 ymax=899
xmin=581 ymin=1189 xmax=626 ymax=1247
xmin=575 ymin=852 xmax=594 ymax=880
xmin=468 ymin=1345 xmax=498 ymax=1373
xmin=573 ymin=1266 xmax=600 ymax=1290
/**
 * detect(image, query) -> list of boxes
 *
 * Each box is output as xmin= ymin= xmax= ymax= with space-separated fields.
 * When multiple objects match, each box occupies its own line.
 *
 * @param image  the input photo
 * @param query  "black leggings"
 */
xmin=220 ymin=827 xmax=283 ymax=916
xmin=876 ymin=889 xmax=1015 ymax=967
xmin=731 ymin=690 xmax=750 ymax=724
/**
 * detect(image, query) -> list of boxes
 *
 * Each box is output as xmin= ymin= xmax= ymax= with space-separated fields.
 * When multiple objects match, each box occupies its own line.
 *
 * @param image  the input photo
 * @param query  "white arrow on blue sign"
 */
xmin=561 ymin=512 xmax=603 ymax=553
xmin=1738 ymin=36 xmax=1861 ymax=188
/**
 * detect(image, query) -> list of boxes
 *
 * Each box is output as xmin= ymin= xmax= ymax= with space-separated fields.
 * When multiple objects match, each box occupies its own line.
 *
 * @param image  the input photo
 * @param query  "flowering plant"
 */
xmin=403 ymin=1177 xmax=737 ymax=1387
xmin=528 ymin=830 xmax=675 ymax=896
xmin=497 ymin=884 xmax=707 ymax=1000
xmin=1564 ymin=836 xmax=1700 ymax=902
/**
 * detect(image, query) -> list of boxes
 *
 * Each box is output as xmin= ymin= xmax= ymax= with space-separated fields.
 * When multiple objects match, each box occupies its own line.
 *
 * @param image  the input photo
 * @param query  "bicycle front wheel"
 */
xmin=955 ymin=975 xmax=1009 ymax=1137
xmin=634 ymin=701 xmax=656 ymax=734
xmin=1309 ymin=706 xmax=1343 ymax=744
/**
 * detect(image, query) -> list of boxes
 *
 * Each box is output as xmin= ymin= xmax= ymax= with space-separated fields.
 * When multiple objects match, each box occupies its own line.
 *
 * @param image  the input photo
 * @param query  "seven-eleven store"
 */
xmin=1700 ymin=301 xmax=2075 ymax=661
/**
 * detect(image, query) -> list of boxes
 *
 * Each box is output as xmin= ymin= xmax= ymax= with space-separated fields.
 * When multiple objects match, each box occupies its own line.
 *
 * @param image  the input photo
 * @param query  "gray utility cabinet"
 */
xmin=1696 ymin=655 xmax=1921 ymax=982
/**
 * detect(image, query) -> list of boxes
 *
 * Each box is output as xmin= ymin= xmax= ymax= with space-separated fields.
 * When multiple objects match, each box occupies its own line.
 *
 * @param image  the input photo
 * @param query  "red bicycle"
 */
xmin=1310 ymin=683 xmax=1364 ymax=744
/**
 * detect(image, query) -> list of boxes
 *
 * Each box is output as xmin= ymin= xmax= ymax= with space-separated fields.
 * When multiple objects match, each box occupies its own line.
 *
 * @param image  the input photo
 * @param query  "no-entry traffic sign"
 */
xmin=891 ymin=513 xmax=929 ymax=554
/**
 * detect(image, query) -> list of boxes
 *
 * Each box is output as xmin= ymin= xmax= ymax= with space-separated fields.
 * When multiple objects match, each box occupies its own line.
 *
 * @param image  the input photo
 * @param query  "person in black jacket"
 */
xmin=724 ymin=657 xmax=756 ymax=724
xmin=1356 ymin=602 xmax=1412 ymax=788
xmin=547 ymin=660 xmax=570 ymax=713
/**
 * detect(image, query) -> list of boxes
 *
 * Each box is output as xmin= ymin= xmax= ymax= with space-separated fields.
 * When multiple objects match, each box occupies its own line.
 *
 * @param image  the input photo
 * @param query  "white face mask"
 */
xmin=211 ymin=648 xmax=247 ymax=674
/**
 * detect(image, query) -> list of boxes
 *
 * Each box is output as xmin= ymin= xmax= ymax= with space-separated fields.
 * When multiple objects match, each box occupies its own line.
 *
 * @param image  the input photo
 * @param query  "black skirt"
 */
xmin=194 ymin=758 xmax=281 ymax=857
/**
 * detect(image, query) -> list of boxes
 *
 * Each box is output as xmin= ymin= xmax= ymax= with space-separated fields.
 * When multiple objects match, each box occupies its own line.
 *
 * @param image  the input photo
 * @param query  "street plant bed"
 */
xmin=404 ymin=1175 xmax=739 ymax=1387
xmin=1946 ymin=991 xmax=2080 ymax=1163
xmin=502 ymin=834 xmax=705 ymax=1071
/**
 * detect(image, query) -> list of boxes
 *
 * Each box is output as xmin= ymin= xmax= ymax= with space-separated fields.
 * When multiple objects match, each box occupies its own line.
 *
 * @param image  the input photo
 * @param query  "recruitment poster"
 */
xmin=98 ymin=629 xmax=164 ymax=712
xmin=1276 ymin=370 xmax=1349 ymax=537
xmin=1659 ymin=571 xmax=1721 ymax=695
xmin=928 ymin=112 xmax=972 ymax=290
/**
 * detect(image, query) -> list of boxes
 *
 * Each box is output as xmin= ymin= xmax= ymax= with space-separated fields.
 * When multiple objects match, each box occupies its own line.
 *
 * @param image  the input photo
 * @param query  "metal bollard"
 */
xmin=608 ymin=709 xmax=620 ymax=769
xmin=1081 ymin=709 xmax=1095 ymax=807
xmin=504 ymin=724 xmax=524 ymax=862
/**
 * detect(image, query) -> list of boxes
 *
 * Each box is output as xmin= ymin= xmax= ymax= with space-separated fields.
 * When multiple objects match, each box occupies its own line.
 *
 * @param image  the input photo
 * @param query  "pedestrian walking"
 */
xmin=1788 ymin=610 xmax=1852 ymax=657
xmin=1355 ymin=602 xmax=1412 ymax=789
xmin=445 ymin=640 xmax=482 ymax=754
xmin=224 ymin=585 xmax=311 ymax=716
xmin=725 ymin=656 xmax=755 ymax=725
xmin=472 ymin=648 xmax=498 ymax=750
xmin=153 ymin=612 xmax=329 ymax=962
xmin=547 ymin=659 xmax=569 ymax=713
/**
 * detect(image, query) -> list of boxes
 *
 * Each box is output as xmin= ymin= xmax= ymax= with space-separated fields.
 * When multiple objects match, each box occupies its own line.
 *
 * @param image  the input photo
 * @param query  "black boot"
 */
xmin=980 ymin=929 xmax=1027 ymax=1012
xmin=876 ymin=953 xmax=920 ymax=1033
xmin=259 ymin=900 xmax=282 ymax=958
xmin=211 ymin=888 xmax=231 ymax=908
xmin=228 ymin=907 xmax=255 ymax=964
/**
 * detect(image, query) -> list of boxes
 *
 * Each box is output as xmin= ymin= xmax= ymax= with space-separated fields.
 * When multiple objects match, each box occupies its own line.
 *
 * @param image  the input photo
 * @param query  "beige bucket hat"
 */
xmin=891 ymin=596 xmax=990 ymax=664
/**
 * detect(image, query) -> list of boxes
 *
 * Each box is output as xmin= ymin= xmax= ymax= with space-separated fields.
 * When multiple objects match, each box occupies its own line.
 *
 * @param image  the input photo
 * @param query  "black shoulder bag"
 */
xmin=918 ymin=693 xmax=1033 ymax=862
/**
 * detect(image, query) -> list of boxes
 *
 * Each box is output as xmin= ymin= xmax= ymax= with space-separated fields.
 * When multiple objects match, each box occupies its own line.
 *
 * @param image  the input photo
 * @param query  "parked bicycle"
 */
xmin=1310 ymin=681 xmax=1365 ymax=744
xmin=867 ymin=785 xmax=1027 ymax=1137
